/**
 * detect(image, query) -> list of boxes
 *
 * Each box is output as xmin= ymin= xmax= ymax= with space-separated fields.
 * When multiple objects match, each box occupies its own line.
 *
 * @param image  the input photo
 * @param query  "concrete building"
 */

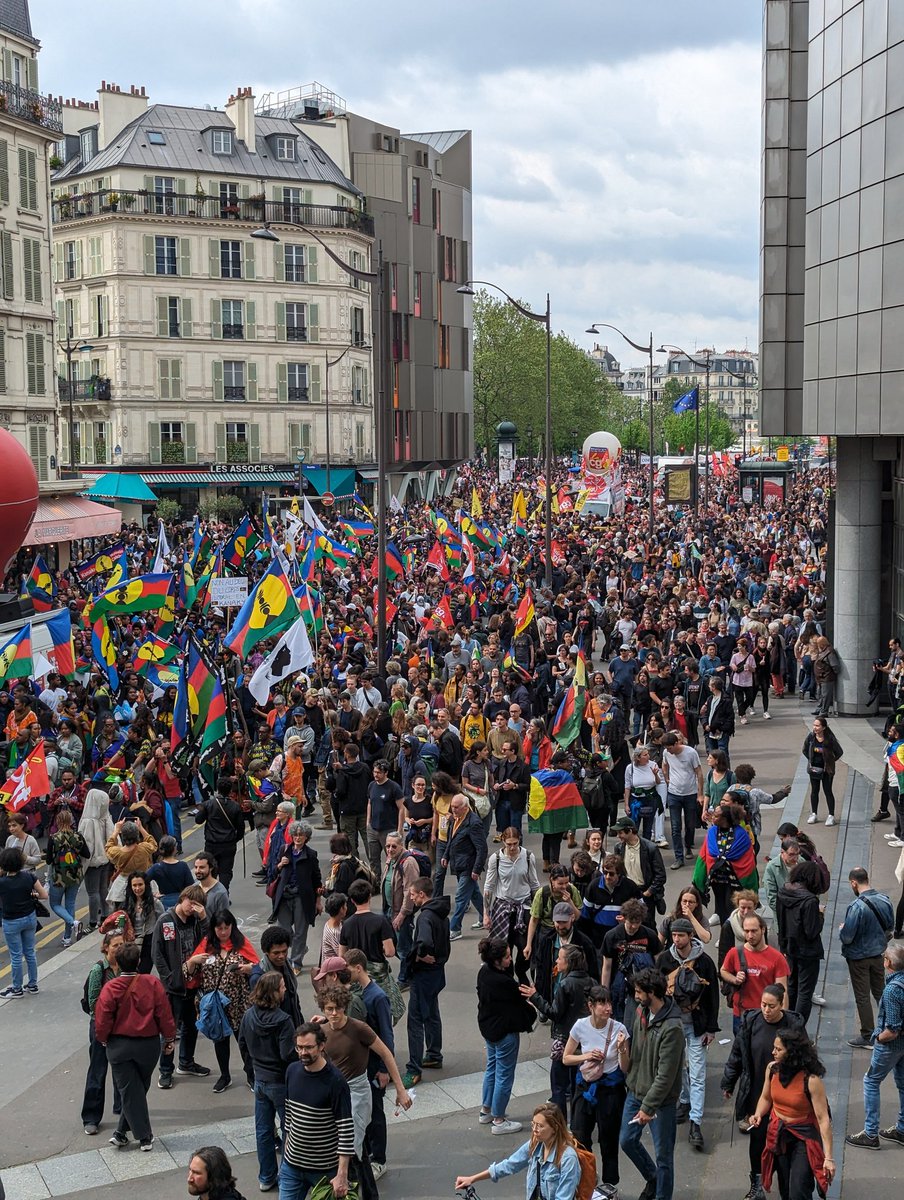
xmin=258 ymin=85 xmax=473 ymax=502
xmin=758 ymin=0 xmax=903 ymax=713
xmin=663 ymin=350 xmax=759 ymax=445
xmin=0 ymin=1 xmax=62 ymax=483
xmin=49 ymin=82 xmax=374 ymax=509
xmin=589 ymin=343 xmax=624 ymax=390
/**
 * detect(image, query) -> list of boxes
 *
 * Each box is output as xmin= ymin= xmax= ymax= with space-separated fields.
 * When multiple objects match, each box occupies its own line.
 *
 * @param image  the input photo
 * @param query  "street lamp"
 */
xmin=658 ymin=344 xmax=713 ymax=513
xmin=526 ymin=426 xmax=534 ymax=470
xmin=251 ymin=220 xmax=390 ymax=665
xmin=571 ymin=428 xmax=578 ymax=457
xmin=458 ymin=280 xmax=552 ymax=588
xmin=723 ymin=363 xmax=754 ymax=459
xmin=587 ymin=323 xmax=656 ymax=539
xmin=57 ymin=329 xmax=93 ymax=470
xmin=325 ymin=343 xmax=370 ymax=502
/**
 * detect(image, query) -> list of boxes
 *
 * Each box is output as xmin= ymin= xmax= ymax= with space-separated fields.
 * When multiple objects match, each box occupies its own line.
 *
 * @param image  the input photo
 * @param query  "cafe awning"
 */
xmin=25 ymin=496 xmax=123 ymax=545
xmin=84 ymin=472 xmax=158 ymax=502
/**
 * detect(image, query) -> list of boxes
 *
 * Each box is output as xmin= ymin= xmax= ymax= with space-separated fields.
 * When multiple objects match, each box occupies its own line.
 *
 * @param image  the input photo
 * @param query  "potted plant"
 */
xmin=58 ymin=193 xmax=72 ymax=219
xmin=49 ymin=153 xmax=63 ymax=170
xmin=121 ymin=192 xmax=135 ymax=211
xmin=223 ymin=202 xmax=240 ymax=218
xmin=107 ymin=192 xmax=120 ymax=211
xmin=249 ymin=192 xmax=265 ymax=214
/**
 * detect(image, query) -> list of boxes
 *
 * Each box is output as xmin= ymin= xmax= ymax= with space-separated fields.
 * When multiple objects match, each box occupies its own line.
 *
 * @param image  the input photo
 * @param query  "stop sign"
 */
xmin=321 ymin=492 xmax=335 ymax=507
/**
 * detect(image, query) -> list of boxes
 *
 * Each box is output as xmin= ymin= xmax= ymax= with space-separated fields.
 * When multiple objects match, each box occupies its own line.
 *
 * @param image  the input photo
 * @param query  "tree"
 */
xmin=155 ymin=498 xmax=182 ymax=523
xmin=658 ymin=378 xmax=733 ymax=453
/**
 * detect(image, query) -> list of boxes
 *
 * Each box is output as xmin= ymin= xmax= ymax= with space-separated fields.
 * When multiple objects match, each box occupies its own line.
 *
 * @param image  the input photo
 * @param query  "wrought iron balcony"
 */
xmin=58 ymin=375 xmax=112 ymax=401
xmin=287 ymin=387 xmax=310 ymax=403
xmin=286 ymin=326 xmax=308 ymax=342
xmin=224 ymin=385 xmax=246 ymax=401
xmin=222 ymin=323 xmax=244 ymax=339
xmin=0 ymin=81 xmax=63 ymax=133
xmin=50 ymin=188 xmax=375 ymax=237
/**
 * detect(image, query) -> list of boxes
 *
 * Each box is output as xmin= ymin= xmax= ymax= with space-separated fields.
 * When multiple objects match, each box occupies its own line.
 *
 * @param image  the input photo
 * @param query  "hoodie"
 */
xmin=626 ymin=996 xmax=685 ymax=1115
xmin=776 ymin=883 xmax=824 ymax=960
xmin=397 ymin=735 xmax=426 ymax=798
xmin=334 ymin=760 xmax=372 ymax=817
xmin=411 ymin=895 xmax=452 ymax=970
xmin=238 ymin=1004 xmax=296 ymax=1083
xmin=656 ymin=938 xmax=720 ymax=1037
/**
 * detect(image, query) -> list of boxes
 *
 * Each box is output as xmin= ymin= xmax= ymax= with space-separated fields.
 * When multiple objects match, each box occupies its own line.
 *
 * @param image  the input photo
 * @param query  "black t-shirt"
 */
xmin=339 ymin=910 xmax=395 ymax=963
xmin=601 ymin=923 xmax=662 ymax=976
xmin=367 ymin=779 xmax=403 ymax=832
xmin=0 ymin=871 xmax=38 ymax=920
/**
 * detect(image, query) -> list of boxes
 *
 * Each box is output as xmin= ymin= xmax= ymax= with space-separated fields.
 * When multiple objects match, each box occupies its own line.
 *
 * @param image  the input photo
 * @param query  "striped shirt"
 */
xmin=284 ymin=1059 xmax=355 ymax=1172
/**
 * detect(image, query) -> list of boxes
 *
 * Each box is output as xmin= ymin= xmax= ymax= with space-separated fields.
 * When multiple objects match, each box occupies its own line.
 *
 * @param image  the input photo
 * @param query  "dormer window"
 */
xmin=147 ymin=131 xmax=166 ymax=145
xmin=275 ymin=136 xmax=296 ymax=162
xmin=79 ymin=128 xmax=97 ymax=166
xmin=212 ymin=129 xmax=233 ymax=155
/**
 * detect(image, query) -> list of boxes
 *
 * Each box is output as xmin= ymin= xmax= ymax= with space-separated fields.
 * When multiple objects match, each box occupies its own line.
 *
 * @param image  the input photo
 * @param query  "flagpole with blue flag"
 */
xmin=672 ymin=385 xmax=699 ymax=414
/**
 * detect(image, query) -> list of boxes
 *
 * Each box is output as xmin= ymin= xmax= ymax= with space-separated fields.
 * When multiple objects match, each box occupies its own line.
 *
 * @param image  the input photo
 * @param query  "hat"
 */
xmin=619 ymin=644 xmax=632 ymax=651
xmin=452 ymin=635 xmax=462 ymax=646
xmin=286 ymin=735 xmax=303 ymax=747
xmin=608 ymin=816 xmax=637 ymax=835
xmin=670 ymin=917 xmax=695 ymax=935
xmin=552 ymin=902 xmax=576 ymax=922
xmin=314 ymin=956 xmax=348 ymax=981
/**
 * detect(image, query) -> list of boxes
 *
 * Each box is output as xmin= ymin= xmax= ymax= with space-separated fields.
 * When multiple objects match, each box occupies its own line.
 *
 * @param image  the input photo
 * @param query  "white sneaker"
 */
xmin=708 ymin=914 xmax=721 ymax=926
xmin=807 ymin=813 xmax=818 ymax=824
xmin=825 ymin=815 xmax=836 ymax=827
xmin=888 ymin=839 xmax=904 ymax=848
xmin=740 ymin=717 xmax=748 ymax=725
xmin=884 ymin=833 xmax=896 ymax=839
xmin=762 ymin=712 xmax=771 ymax=720
xmin=492 ymin=1119 xmax=523 ymax=1135
xmin=478 ymin=1111 xmax=493 ymax=1124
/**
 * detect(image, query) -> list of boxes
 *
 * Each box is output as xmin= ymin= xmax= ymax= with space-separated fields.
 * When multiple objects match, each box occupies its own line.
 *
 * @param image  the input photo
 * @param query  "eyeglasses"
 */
xmin=602 ymin=869 xmax=618 ymax=877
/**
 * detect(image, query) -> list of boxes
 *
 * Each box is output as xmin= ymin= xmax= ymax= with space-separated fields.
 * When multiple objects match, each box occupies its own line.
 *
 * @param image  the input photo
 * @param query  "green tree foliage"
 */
xmin=155 ymin=498 xmax=182 ymax=523
xmin=658 ymin=377 xmax=734 ymax=453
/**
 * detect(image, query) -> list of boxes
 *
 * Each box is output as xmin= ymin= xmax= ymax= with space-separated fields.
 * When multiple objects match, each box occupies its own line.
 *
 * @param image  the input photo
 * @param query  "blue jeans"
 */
xmin=667 ymin=793 xmax=697 ymax=863
xmin=482 ymin=1032 xmax=519 ymax=1118
xmin=863 ymin=1041 xmax=904 ymax=1138
xmin=395 ymin=913 xmax=414 ymax=984
xmin=679 ymin=1030 xmax=708 ymax=1123
xmin=254 ymin=1079 xmax=287 ymax=1186
xmin=2 ymin=913 xmax=38 ymax=990
xmin=49 ymin=882 xmax=79 ymax=937
xmin=450 ymin=872 xmax=484 ymax=933
xmin=406 ymin=965 xmax=445 ymax=1073
xmin=278 ymin=1161 xmax=328 ymax=1200
xmin=620 ymin=1091 xmax=678 ymax=1200
xmin=495 ymin=799 xmax=522 ymax=837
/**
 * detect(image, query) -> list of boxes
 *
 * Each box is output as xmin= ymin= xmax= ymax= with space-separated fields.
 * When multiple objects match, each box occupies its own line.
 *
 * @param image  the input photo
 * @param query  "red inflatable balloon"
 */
xmin=0 ymin=427 xmax=40 ymax=576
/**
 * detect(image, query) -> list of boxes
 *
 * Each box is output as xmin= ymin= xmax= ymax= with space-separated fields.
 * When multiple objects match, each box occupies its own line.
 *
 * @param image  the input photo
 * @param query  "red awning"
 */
xmin=25 ymin=496 xmax=123 ymax=545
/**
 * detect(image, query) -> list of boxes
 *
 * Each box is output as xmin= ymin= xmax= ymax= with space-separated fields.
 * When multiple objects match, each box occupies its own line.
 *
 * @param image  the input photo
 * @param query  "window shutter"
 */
xmin=143 ymin=175 xmax=154 ymax=195
xmin=277 ymin=362 xmax=288 ymax=403
xmin=212 ymin=360 xmax=224 ymax=400
xmin=90 ymin=294 xmax=99 ymax=337
xmin=55 ymin=298 xmax=64 ymax=331
xmin=148 ymin=421 xmax=162 ymax=464
xmin=245 ymin=300 xmax=256 ymax=340
xmin=176 ymin=178 xmax=186 ymax=195
xmin=363 ymin=367 xmax=370 ymax=405
xmin=53 ymin=242 xmax=64 ymax=284
xmin=89 ymin=235 xmax=103 ymax=276
xmin=0 ymin=329 xmax=6 ymax=393
xmin=26 ymin=332 xmax=45 ymax=394
xmin=178 ymin=238 xmax=191 ymax=277
xmin=183 ymin=421 xmax=197 ymax=464
xmin=274 ymin=244 xmax=284 ymax=282
xmin=303 ymin=188 xmax=313 ymax=205
xmin=307 ymin=246 xmax=318 ymax=283
xmin=243 ymin=241 xmax=255 ymax=280
xmin=26 ymin=56 xmax=38 ymax=91
xmin=171 ymin=359 xmax=183 ymax=399
xmin=247 ymin=361 xmax=258 ymax=402
xmin=30 ymin=240 xmax=44 ymax=302
xmin=1 ymin=230 xmax=12 ymax=300
xmin=74 ymin=241 xmax=83 ymax=278
xmin=0 ymin=140 xmax=8 ymax=204
xmin=181 ymin=297 xmax=193 ymax=338
xmin=59 ymin=419 xmax=69 ymax=466
xmin=29 ymin=425 xmax=48 ymax=483
xmin=17 ymin=148 xmax=27 ymax=208
xmin=310 ymin=363 xmax=322 ymax=403
xmin=156 ymin=295 xmax=169 ymax=337
xmin=102 ymin=294 xmax=110 ymax=336
xmin=249 ymin=423 xmax=261 ymax=463
xmin=275 ymin=301 xmax=286 ymax=341
xmin=209 ymin=238 xmax=220 ymax=278
xmin=80 ymin=421 xmax=95 ymax=466
xmin=157 ymin=358 xmax=171 ymax=400
xmin=308 ymin=302 xmax=320 ymax=343
xmin=288 ymin=422 xmax=300 ymax=456
xmin=215 ymin=422 xmax=226 ymax=461
xmin=144 ymin=235 xmax=155 ymax=275
xmin=239 ymin=183 xmax=250 ymax=200
xmin=210 ymin=298 xmax=222 ymax=339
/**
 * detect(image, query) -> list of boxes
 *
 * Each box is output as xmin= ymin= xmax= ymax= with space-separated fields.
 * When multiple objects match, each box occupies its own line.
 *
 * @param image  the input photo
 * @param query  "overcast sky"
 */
xmin=32 ymin=0 xmax=761 ymax=370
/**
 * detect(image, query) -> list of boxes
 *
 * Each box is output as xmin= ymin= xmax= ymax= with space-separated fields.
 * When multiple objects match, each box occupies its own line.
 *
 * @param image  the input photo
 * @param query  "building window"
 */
xmin=287 ymin=363 xmax=309 ymax=402
xmin=441 ymin=237 xmax=457 ymax=282
xmin=413 ymin=272 xmax=422 ymax=318
xmin=212 ymin=129 xmax=233 ymax=155
xmin=147 ymin=131 xmax=166 ymax=145
xmin=285 ymin=244 xmax=306 ymax=283
xmin=155 ymin=236 xmax=178 ymax=276
xmin=158 ymin=358 xmax=182 ymax=400
xmin=222 ymin=299 xmax=244 ymax=339
xmin=220 ymin=240 xmax=242 ymax=279
xmin=64 ymin=241 xmax=78 ymax=280
xmin=432 ymin=187 xmax=441 ymax=231
xmin=167 ymin=297 xmax=180 ymax=337
xmin=390 ymin=263 xmax=398 ymax=313
xmin=224 ymin=360 xmax=245 ymax=401
xmin=79 ymin=129 xmax=96 ymax=166
xmin=351 ymin=307 xmax=366 ymax=347
xmin=225 ymin=421 xmax=248 ymax=462
xmin=411 ymin=176 xmax=421 ymax=223
xmin=160 ymin=421 xmax=184 ymax=463
xmin=438 ymin=324 xmax=450 ymax=369
xmin=286 ymin=302 xmax=307 ymax=341
xmin=276 ymin=136 xmax=296 ymax=161
xmin=352 ymin=364 xmax=366 ymax=406
xmin=219 ymin=181 xmax=239 ymax=217
xmin=349 ymin=250 xmax=365 ymax=291
xmin=154 ymin=176 xmax=175 ymax=214
xmin=95 ymin=293 xmax=106 ymax=337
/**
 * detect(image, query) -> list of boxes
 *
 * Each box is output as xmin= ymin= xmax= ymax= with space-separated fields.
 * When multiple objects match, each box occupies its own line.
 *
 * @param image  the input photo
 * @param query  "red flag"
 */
xmin=434 ymin=594 xmax=455 ymax=628
xmin=426 ymin=541 xmax=450 ymax=580
xmin=0 ymin=743 xmax=51 ymax=811
xmin=557 ymin=488 xmax=574 ymax=513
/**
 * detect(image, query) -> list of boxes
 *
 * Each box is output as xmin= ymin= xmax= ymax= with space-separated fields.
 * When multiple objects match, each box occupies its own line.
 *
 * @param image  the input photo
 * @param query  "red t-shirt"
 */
xmin=723 ymin=944 xmax=790 ymax=1016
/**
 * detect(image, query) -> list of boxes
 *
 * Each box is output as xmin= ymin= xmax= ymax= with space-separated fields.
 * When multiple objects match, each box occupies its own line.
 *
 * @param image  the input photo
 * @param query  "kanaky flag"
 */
xmin=0 ymin=624 xmax=33 ymax=681
xmin=224 ymin=558 xmax=299 ymax=658
xmin=89 ymin=573 xmax=174 ymax=623
xmin=0 ymin=743 xmax=51 ymax=811
xmin=693 ymin=824 xmax=758 ymax=893
xmin=224 ymin=514 xmax=259 ymax=569
xmin=514 ymin=590 xmax=535 ymax=637
xmin=527 ymin=768 xmax=589 ymax=835
xmin=26 ymin=555 xmax=55 ymax=612
xmin=200 ymin=673 xmax=228 ymax=758
xmin=46 ymin=608 xmax=76 ymax=679
xmin=551 ymin=648 xmax=587 ymax=749
xmin=91 ymin=616 xmax=120 ymax=690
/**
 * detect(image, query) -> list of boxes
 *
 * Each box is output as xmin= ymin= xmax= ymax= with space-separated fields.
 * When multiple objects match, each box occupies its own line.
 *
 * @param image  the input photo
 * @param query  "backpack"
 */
xmin=574 ymin=1144 xmax=599 ymax=1200
xmin=400 ymin=847 xmax=432 ymax=877
xmin=611 ymin=945 xmax=655 ymax=1013
xmin=80 ymin=959 xmax=113 ymax=1014
xmin=197 ymin=988 xmax=234 ymax=1041
xmin=417 ymin=750 xmax=438 ymax=787
xmin=53 ymin=830 xmax=84 ymax=888
xmin=581 ymin=772 xmax=605 ymax=812
xmin=354 ymin=857 xmax=378 ymax=890
xmin=668 ymin=961 xmax=709 ymax=1012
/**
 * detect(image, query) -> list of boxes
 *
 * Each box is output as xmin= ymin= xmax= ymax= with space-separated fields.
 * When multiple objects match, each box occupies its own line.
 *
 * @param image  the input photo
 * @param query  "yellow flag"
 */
xmin=574 ymin=488 xmax=589 ymax=512
xmin=471 ymin=487 xmax=483 ymax=518
xmin=511 ymin=489 xmax=527 ymax=522
xmin=290 ymin=496 xmax=300 ymax=517
xmin=551 ymin=493 xmax=560 ymax=515
xmin=529 ymin=500 xmax=544 ymax=522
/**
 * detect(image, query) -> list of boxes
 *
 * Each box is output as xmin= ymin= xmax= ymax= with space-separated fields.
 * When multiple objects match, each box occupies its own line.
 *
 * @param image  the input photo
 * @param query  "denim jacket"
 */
xmin=489 ymin=1139 xmax=580 ymax=1200
xmin=839 ymin=890 xmax=894 ymax=961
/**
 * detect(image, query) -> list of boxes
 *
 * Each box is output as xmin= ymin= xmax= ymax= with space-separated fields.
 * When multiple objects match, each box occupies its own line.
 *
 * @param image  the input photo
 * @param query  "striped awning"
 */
xmin=139 ymin=471 xmax=297 ymax=486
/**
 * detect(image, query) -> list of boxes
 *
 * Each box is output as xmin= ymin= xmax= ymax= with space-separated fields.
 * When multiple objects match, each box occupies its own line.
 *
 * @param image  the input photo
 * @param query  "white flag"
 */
xmin=389 ymin=494 xmax=403 ymax=514
xmin=248 ymin=616 xmax=315 ymax=705
xmin=152 ymin=519 xmax=171 ymax=573
xmin=302 ymin=495 xmax=326 ymax=533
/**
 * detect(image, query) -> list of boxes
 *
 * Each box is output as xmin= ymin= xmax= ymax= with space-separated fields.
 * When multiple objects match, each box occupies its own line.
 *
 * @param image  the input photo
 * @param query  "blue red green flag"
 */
xmin=223 ymin=558 xmax=300 ymax=658
xmin=528 ymin=769 xmax=589 ymax=835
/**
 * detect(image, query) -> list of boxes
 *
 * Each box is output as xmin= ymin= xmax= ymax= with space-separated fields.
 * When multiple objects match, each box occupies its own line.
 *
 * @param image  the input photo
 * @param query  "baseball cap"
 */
xmin=552 ymin=902 xmax=576 ymax=921
xmin=314 ymin=956 xmax=348 ymax=981
xmin=609 ymin=816 xmax=637 ymax=835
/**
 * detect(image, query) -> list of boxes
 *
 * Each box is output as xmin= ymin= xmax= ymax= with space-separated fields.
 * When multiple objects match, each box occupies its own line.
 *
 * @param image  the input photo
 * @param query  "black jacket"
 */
xmin=249 ymin=954 xmax=303 ymax=1027
xmin=410 ymin=895 xmax=452 ymax=970
xmin=438 ymin=729 xmax=465 ymax=779
xmin=151 ymin=907 xmax=207 ymax=996
xmin=776 ymin=883 xmax=824 ymax=960
xmin=703 ymin=695 xmax=735 ymax=737
xmin=611 ymin=837 xmax=667 ymax=901
xmin=195 ymin=791 xmax=244 ymax=846
xmin=238 ymin=1003 xmax=296 ymax=1083
xmin=531 ymin=967 xmax=594 ymax=1039
xmin=720 ymin=1008 xmax=805 ymax=1117
xmin=655 ymin=940 xmax=721 ymax=1037
xmin=533 ymin=927 xmax=599 ymax=1004
xmin=443 ymin=810 xmax=488 ymax=876
xmin=476 ymin=962 xmax=536 ymax=1042
xmin=334 ymin=760 xmax=372 ymax=817
xmin=493 ymin=757 xmax=531 ymax=812
xmin=272 ymin=844 xmax=322 ymax=926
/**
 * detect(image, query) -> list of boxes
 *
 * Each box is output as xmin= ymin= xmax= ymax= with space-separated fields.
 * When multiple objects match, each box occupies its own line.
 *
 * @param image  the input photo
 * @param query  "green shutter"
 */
xmin=1 ymin=230 xmax=12 ymax=300
xmin=176 ymin=178 xmax=186 ymax=195
xmin=215 ymin=422 xmax=226 ymax=461
xmin=210 ymin=298 xmax=222 ymax=339
xmin=156 ymin=295 xmax=169 ymax=337
xmin=209 ymin=238 xmax=220 ymax=278
xmin=274 ymin=244 xmax=285 ymax=282
xmin=58 ymin=419 xmax=69 ymax=466
xmin=17 ymin=148 xmax=36 ymax=210
xmin=310 ymin=363 xmax=322 ymax=403
xmin=143 ymin=175 xmax=154 ymax=196
xmin=28 ymin=425 xmax=48 ymax=482
xmin=55 ymin=298 xmax=64 ymax=331
xmin=80 ymin=421 xmax=95 ymax=466
xmin=53 ymin=242 xmax=64 ymax=284
xmin=245 ymin=300 xmax=256 ymax=340
xmin=0 ymin=140 xmax=8 ymax=204
xmin=89 ymin=235 xmax=103 ymax=276
xmin=243 ymin=241 xmax=255 ymax=280
xmin=178 ymin=238 xmax=191 ymax=277
xmin=363 ymin=368 xmax=370 ymax=405
xmin=303 ymin=188 xmax=313 ymax=206
xmin=275 ymin=301 xmax=286 ymax=341
xmin=26 ymin=56 xmax=37 ymax=91
xmin=212 ymin=360 xmax=224 ymax=400
xmin=181 ymin=297 xmax=193 ymax=338
xmin=308 ymin=302 xmax=319 ymax=343
xmin=26 ymin=333 xmax=45 ymax=395
xmin=247 ymin=361 xmax=258 ymax=402
xmin=288 ymin=421 xmax=300 ymax=455
xmin=184 ymin=421 xmax=197 ymax=464
xmin=157 ymin=359 xmax=171 ymax=400
xmin=171 ymin=359 xmax=182 ymax=399
xmin=90 ymin=293 xmax=99 ymax=337
xmin=1 ymin=49 xmax=11 ymax=83
xmin=148 ymin=421 xmax=162 ymax=463
xmin=239 ymin=183 xmax=250 ymax=200
xmin=0 ymin=330 xmax=6 ymax=393
xmin=102 ymin=294 xmax=110 ymax=336
xmin=249 ymin=423 xmax=261 ymax=463
xmin=307 ymin=246 xmax=318 ymax=283
xmin=74 ymin=241 xmax=83 ymax=278
xmin=144 ymin=235 xmax=155 ymax=275
xmin=277 ymin=362 xmax=288 ymax=403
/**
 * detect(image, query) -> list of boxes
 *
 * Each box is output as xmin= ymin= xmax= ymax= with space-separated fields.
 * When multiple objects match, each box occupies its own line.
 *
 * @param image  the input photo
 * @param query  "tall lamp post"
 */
xmin=251 ymin=220 xmax=388 ymax=664
xmin=458 ymin=280 xmax=552 ymax=588
xmin=324 ymin=343 xmax=370 ymax=501
xmin=586 ymin=323 xmax=656 ymax=539
xmin=724 ymin=363 xmax=753 ymax=459
xmin=526 ymin=426 xmax=534 ymax=471
xmin=659 ymin=344 xmax=713 ymax=513
xmin=57 ymin=329 xmax=93 ymax=470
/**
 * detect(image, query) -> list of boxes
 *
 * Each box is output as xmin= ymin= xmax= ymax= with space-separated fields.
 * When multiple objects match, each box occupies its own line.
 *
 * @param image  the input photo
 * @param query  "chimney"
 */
xmin=225 ymin=86 xmax=256 ymax=153
xmin=97 ymin=80 xmax=149 ymax=149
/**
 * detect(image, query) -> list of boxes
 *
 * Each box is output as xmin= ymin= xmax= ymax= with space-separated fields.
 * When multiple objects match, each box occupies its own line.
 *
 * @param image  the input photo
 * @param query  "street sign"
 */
xmin=321 ymin=492 xmax=335 ymax=507
xmin=209 ymin=577 xmax=249 ymax=607
xmin=776 ymin=445 xmax=790 ymax=461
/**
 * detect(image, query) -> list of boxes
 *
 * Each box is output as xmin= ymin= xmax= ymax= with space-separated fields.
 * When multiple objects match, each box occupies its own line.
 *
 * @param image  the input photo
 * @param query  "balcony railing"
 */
xmin=50 ymin=188 xmax=375 ymax=236
xmin=224 ymin=385 xmax=246 ymax=401
xmin=58 ymin=375 xmax=112 ymax=401
xmin=222 ymin=323 xmax=244 ymax=339
xmin=286 ymin=326 xmax=308 ymax=342
xmin=0 ymin=81 xmax=63 ymax=133
xmin=287 ymin=387 xmax=309 ymax=402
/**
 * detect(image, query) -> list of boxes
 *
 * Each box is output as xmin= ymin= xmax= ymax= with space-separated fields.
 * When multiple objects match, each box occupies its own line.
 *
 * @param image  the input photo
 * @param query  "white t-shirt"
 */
xmin=664 ymin=746 xmax=701 ymax=796
xmin=568 ymin=1016 xmax=629 ymax=1074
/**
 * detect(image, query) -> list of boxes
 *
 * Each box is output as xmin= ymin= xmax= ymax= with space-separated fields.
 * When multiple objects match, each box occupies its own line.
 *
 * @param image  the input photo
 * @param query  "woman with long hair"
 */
xmin=475 ymin=937 xmax=537 ymax=1134
xmin=482 ymin=827 xmax=541 ymax=985
xmin=801 ymin=716 xmax=843 ymax=826
xmin=455 ymin=1101 xmax=582 ymax=1200
xmin=45 ymin=808 xmax=89 ymax=947
xmin=79 ymin=788 xmax=116 ymax=931
xmin=123 ymin=872 xmax=163 ymax=973
xmin=660 ymin=884 xmax=712 ymax=946
xmin=692 ymin=804 xmax=759 ymax=924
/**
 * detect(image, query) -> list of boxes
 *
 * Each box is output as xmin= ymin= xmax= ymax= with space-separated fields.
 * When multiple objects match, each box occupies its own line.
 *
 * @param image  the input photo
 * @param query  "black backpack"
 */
xmin=668 ymin=961 xmax=708 ymax=1012
xmin=80 ymin=960 xmax=113 ymax=1014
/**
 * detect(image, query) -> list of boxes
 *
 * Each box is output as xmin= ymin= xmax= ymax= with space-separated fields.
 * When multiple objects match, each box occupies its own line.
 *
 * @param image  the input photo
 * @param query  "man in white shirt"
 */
xmin=661 ymin=733 xmax=705 ymax=870
xmin=39 ymin=673 xmax=68 ymax=714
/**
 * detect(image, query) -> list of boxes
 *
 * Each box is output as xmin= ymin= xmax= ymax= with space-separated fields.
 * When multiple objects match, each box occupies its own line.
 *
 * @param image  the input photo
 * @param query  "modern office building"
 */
xmin=759 ymin=0 xmax=903 ymax=712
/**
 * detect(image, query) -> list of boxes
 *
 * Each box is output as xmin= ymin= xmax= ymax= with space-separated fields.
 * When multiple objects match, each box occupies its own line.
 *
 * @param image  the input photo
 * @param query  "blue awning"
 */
xmin=301 ymin=467 xmax=356 ymax=497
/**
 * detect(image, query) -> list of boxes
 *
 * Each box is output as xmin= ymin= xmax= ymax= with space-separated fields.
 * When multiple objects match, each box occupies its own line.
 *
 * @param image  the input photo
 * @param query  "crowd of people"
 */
xmin=2 ymin=455 xmax=904 ymax=1200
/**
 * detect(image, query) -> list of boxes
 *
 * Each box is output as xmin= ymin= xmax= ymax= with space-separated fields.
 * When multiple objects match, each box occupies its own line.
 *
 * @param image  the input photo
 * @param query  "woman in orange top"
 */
xmin=749 ymin=1028 xmax=834 ymax=1199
